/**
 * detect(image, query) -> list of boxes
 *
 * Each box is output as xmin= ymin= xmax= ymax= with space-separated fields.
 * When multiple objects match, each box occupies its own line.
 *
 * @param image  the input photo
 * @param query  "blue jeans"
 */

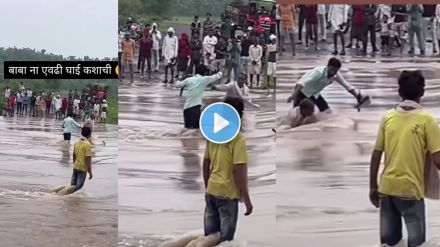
xmin=71 ymin=169 xmax=87 ymax=192
xmin=380 ymin=195 xmax=425 ymax=247
xmin=204 ymin=194 xmax=239 ymax=244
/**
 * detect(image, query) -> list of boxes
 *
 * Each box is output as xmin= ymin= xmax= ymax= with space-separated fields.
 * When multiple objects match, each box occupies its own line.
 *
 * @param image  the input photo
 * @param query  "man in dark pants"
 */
xmin=362 ymin=4 xmax=379 ymax=55
xmin=175 ymin=65 xmax=222 ymax=129
xmin=287 ymin=57 xmax=365 ymax=112
xmin=297 ymin=4 xmax=306 ymax=45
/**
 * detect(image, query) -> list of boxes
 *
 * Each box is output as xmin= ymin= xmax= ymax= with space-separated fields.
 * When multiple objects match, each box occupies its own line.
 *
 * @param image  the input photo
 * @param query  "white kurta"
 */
xmin=328 ymin=4 xmax=349 ymax=32
xmin=203 ymin=35 xmax=218 ymax=60
xmin=162 ymin=35 xmax=179 ymax=64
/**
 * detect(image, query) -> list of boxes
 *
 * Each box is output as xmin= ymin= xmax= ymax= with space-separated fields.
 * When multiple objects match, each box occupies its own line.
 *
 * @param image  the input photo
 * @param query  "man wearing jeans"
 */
xmin=203 ymin=97 xmax=253 ymax=245
xmin=370 ymin=70 xmax=440 ymax=247
xmin=408 ymin=4 xmax=425 ymax=55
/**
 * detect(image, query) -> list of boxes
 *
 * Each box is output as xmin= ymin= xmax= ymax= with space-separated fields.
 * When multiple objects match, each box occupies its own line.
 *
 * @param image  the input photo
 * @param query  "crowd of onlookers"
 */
xmin=119 ymin=5 xmax=278 ymax=89
xmin=278 ymin=4 xmax=440 ymax=56
xmin=2 ymin=82 xmax=110 ymax=125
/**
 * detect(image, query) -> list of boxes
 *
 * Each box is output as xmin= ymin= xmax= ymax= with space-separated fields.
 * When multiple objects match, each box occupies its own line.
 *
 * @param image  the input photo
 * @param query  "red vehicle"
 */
xmin=225 ymin=0 xmax=277 ymax=35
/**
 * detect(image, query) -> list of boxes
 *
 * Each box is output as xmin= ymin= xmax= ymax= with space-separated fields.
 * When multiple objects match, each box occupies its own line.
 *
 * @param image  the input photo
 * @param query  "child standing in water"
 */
xmin=62 ymin=112 xmax=82 ymax=143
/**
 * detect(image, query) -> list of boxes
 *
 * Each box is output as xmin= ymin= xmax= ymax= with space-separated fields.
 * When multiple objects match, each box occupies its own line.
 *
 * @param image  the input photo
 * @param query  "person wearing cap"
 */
xmin=203 ymin=30 xmax=218 ymax=73
xmin=266 ymin=34 xmax=277 ymax=89
xmin=100 ymin=99 xmax=108 ymax=126
xmin=287 ymin=57 xmax=366 ymax=112
xmin=121 ymin=33 xmax=135 ymax=83
xmin=162 ymin=27 xmax=179 ymax=84
xmin=150 ymin=23 xmax=162 ymax=72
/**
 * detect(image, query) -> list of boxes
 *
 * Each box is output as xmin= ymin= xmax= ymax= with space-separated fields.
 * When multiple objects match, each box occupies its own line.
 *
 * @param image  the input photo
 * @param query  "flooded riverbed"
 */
xmin=0 ymin=116 xmax=118 ymax=247
xmin=118 ymin=74 xmax=276 ymax=246
xmin=276 ymin=54 xmax=440 ymax=247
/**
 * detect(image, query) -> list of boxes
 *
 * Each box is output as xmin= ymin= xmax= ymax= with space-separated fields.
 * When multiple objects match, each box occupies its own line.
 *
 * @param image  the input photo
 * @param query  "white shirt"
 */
xmin=94 ymin=104 xmax=100 ymax=112
xmin=436 ymin=4 xmax=440 ymax=23
xmin=4 ymin=88 xmax=10 ymax=98
xmin=73 ymin=99 xmax=80 ymax=108
xmin=162 ymin=35 xmax=179 ymax=63
xmin=203 ymin=35 xmax=218 ymax=59
xmin=54 ymin=98 xmax=62 ymax=110
xmin=249 ymin=45 xmax=263 ymax=63
xmin=150 ymin=29 xmax=162 ymax=50
xmin=318 ymin=4 xmax=327 ymax=15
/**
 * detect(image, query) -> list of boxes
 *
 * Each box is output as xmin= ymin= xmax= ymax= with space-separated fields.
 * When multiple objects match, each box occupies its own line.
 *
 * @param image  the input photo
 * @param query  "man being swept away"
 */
xmin=287 ymin=57 xmax=369 ymax=112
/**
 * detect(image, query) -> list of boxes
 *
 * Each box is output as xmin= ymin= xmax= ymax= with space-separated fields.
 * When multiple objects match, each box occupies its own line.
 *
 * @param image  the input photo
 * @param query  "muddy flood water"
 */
xmin=277 ymin=54 xmax=440 ymax=247
xmin=0 ymin=116 xmax=118 ymax=247
xmin=118 ymin=72 xmax=276 ymax=246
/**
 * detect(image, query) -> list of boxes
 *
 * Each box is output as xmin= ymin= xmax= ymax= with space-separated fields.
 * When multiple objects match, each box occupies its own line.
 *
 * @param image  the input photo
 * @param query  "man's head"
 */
xmin=206 ymin=13 xmax=212 ymax=21
xmin=193 ymin=31 xmax=200 ymax=39
xmin=299 ymin=99 xmax=315 ymax=117
xmin=237 ymin=72 xmax=247 ymax=88
xmin=195 ymin=64 xmax=209 ymax=76
xmin=124 ymin=34 xmax=130 ymax=40
xmin=269 ymin=34 xmax=277 ymax=44
xmin=194 ymin=15 xmax=199 ymax=21
xmin=67 ymin=111 xmax=73 ymax=118
xmin=81 ymin=126 xmax=92 ymax=139
xmin=398 ymin=70 xmax=425 ymax=102
xmin=225 ymin=97 xmax=244 ymax=119
xmin=208 ymin=30 xmax=214 ymax=37
xmin=167 ymin=27 xmax=174 ymax=37
xmin=253 ymin=37 xmax=259 ymax=46
xmin=145 ymin=23 xmax=151 ymax=31
xmin=326 ymin=57 xmax=342 ymax=78
xmin=382 ymin=15 xmax=389 ymax=22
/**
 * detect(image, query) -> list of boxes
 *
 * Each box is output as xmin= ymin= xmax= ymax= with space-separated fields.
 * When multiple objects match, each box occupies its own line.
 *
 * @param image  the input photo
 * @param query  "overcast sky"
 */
xmin=0 ymin=0 xmax=117 ymax=59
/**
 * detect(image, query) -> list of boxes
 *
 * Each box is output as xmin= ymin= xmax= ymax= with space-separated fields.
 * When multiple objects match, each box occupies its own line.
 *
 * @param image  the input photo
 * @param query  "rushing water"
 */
xmin=0 ymin=115 xmax=118 ymax=247
xmin=118 ymin=71 xmax=276 ymax=246
xmin=276 ymin=53 xmax=440 ymax=247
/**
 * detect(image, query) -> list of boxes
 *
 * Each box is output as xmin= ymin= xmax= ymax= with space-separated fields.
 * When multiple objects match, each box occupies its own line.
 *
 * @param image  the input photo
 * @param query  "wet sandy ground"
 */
xmin=276 ymin=52 xmax=440 ymax=247
xmin=118 ymin=67 xmax=276 ymax=246
xmin=0 ymin=116 xmax=118 ymax=247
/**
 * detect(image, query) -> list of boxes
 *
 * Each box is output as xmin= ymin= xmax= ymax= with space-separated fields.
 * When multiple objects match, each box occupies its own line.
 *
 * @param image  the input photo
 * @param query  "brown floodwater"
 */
xmin=276 ymin=54 xmax=440 ymax=247
xmin=118 ymin=72 xmax=276 ymax=246
xmin=0 ymin=115 xmax=118 ymax=247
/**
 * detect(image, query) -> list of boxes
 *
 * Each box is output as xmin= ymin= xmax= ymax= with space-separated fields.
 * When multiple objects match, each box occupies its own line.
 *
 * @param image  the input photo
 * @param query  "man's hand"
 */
xmin=88 ymin=172 xmax=93 ymax=180
xmin=369 ymin=189 xmax=379 ymax=208
xmin=244 ymin=199 xmax=253 ymax=216
xmin=287 ymin=95 xmax=293 ymax=103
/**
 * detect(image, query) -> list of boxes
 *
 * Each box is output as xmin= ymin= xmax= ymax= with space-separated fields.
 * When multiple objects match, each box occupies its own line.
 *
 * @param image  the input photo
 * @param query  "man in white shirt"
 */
xmin=162 ymin=27 xmax=179 ymax=84
xmin=150 ymin=23 xmax=162 ymax=72
xmin=203 ymin=30 xmax=218 ymax=71
xmin=436 ymin=4 xmax=440 ymax=53
xmin=213 ymin=72 xmax=259 ymax=108
xmin=317 ymin=4 xmax=327 ymax=41
xmin=4 ymin=86 xmax=11 ymax=98
xmin=248 ymin=38 xmax=263 ymax=88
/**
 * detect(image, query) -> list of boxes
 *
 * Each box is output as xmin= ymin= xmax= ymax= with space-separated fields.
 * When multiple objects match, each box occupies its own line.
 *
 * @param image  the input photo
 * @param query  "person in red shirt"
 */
xmin=8 ymin=93 xmax=16 ymax=116
xmin=138 ymin=31 xmax=153 ymax=79
xmin=61 ymin=97 xmax=68 ymax=118
xmin=305 ymin=5 xmax=318 ymax=51
xmin=177 ymin=33 xmax=191 ymax=79
xmin=347 ymin=5 xmax=364 ymax=49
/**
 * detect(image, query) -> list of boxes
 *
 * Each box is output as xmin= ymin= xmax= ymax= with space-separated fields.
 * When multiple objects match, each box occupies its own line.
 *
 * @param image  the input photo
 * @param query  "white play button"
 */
xmin=213 ymin=113 xmax=229 ymax=133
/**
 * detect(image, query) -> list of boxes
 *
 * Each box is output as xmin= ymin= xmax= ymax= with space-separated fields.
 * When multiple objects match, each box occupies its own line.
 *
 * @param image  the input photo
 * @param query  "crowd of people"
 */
xmin=119 ymin=8 xmax=277 ymax=89
xmin=278 ymin=4 xmax=440 ymax=56
xmin=2 ymin=82 xmax=110 ymax=126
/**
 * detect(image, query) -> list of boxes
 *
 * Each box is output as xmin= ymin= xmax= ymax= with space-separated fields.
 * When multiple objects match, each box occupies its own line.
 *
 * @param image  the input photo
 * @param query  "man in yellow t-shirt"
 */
xmin=71 ymin=126 xmax=93 ymax=192
xmin=370 ymin=70 xmax=440 ymax=247
xmin=202 ymin=97 xmax=253 ymax=245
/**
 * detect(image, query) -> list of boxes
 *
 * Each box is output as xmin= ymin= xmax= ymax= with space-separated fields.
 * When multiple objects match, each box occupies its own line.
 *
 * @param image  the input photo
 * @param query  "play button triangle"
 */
xmin=213 ymin=113 xmax=229 ymax=133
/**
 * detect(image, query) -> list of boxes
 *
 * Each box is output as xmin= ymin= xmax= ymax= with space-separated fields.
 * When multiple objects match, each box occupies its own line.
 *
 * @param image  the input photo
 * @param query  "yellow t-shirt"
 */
xmin=375 ymin=109 xmax=440 ymax=199
xmin=204 ymin=133 xmax=248 ymax=200
xmin=73 ymin=138 xmax=92 ymax=172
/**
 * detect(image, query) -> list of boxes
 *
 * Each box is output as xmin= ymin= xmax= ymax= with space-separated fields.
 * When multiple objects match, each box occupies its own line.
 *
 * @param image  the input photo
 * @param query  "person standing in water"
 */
xmin=162 ymin=27 xmax=179 ymax=84
xmin=369 ymin=70 xmax=440 ymax=247
xmin=121 ymin=33 xmax=135 ymax=83
xmin=70 ymin=126 xmax=93 ymax=194
xmin=62 ymin=111 xmax=82 ymax=143
xmin=100 ymin=99 xmax=108 ymax=126
xmin=175 ymin=65 xmax=222 ymax=130
xmin=287 ymin=57 xmax=366 ymax=112
xmin=203 ymin=97 xmax=253 ymax=245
